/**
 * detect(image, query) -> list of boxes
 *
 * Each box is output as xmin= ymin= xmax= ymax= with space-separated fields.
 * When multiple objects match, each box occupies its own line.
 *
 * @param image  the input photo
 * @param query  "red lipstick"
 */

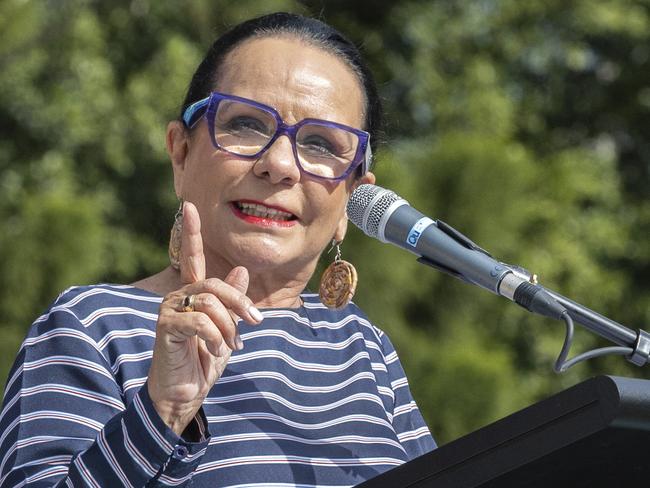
xmin=230 ymin=201 xmax=298 ymax=228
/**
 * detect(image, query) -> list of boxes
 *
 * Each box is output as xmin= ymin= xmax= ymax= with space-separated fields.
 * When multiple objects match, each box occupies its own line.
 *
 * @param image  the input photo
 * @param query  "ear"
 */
xmin=356 ymin=171 xmax=376 ymax=187
xmin=335 ymin=171 xmax=376 ymax=242
xmin=167 ymin=120 xmax=190 ymax=198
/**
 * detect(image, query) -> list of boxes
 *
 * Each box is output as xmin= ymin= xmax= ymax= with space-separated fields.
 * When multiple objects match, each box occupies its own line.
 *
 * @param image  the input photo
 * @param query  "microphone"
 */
xmin=347 ymin=184 xmax=566 ymax=320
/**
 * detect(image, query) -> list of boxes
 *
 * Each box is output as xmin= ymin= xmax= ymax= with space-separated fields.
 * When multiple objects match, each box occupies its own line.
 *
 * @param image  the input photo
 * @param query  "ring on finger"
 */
xmin=180 ymin=294 xmax=196 ymax=313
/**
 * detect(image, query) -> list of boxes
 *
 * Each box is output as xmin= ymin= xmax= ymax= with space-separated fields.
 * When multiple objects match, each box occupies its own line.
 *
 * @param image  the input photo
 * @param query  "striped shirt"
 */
xmin=0 ymin=284 xmax=435 ymax=487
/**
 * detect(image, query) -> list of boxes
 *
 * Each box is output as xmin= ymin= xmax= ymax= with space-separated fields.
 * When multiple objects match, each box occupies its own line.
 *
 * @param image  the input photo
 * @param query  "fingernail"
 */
xmin=235 ymin=335 xmax=244 ymax=351
xmin=249 ymin=306 xmax=264 ymax=322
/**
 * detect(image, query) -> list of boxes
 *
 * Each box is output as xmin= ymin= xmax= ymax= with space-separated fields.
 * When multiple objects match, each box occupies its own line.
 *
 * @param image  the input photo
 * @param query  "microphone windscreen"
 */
xmin=347 ymin=184 xmax=405 ymax=239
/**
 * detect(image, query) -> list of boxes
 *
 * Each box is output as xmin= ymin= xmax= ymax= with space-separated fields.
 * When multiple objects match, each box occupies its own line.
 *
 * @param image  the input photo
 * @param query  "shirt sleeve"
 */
xmin=0 ymin=302 xmax=210 ymax=487
xmin=379 ymin=331 xmax=437 ymax=459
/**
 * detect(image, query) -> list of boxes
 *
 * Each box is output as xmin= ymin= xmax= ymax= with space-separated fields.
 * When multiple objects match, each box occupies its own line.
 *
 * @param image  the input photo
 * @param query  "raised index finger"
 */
xmin=180 ymin=201 xmax=206 ymax=284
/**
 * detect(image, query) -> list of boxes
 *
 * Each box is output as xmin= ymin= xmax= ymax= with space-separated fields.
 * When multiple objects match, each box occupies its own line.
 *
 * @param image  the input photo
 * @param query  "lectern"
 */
xmin=358 ymin=376 xmax=650 ymax=487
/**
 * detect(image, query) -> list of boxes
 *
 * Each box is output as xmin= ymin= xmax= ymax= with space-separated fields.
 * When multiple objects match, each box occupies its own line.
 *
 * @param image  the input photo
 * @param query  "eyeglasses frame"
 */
xmin=182 ymin=91 xmax=372 ymax=182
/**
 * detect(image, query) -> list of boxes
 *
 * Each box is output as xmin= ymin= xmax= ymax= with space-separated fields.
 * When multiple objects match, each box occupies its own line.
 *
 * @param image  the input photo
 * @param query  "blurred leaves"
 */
xmin=1 ymin=0 xmax=649 ymax=446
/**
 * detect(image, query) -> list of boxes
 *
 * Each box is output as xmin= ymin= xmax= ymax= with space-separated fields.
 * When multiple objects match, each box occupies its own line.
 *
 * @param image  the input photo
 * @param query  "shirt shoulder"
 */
xmin=30 ymin=284 xmax=162 ymax=339
xmin=300 ymin=292 xmax=386 ymax=346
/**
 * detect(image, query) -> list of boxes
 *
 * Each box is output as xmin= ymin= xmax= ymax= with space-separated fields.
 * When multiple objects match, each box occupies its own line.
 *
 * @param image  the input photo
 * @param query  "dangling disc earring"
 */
xmin=168 ymin=200 xmax=183 ymax=270
xmin=319 ymin=240 xmax=358 ymax=309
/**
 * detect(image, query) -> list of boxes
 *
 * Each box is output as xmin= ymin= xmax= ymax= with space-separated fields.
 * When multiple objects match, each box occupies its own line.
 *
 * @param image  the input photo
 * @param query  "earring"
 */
xmin=168 ymin=200 xmax=183 ymax=270
xmin=319 ymin=240 xmax=358 ymax=309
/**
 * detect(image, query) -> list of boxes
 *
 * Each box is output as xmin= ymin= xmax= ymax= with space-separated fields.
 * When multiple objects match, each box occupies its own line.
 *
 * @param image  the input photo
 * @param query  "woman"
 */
xmin=0 ymin=12 xmax=435 ymax=487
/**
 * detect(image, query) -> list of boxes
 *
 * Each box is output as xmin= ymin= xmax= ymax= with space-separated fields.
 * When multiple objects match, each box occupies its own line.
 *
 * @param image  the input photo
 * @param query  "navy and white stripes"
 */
xmin=0 ymin=284 xmax=435 ymax=487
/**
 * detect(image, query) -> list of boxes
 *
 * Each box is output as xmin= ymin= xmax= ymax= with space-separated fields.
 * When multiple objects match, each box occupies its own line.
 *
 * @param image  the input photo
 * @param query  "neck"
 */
xmin=204 ymin=253 xmax=313 ymax=309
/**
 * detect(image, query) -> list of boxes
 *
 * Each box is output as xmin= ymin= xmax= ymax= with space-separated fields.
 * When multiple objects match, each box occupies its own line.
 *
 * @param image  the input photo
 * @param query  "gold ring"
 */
xmin=181 ymin=294 xmax=196 ymax=312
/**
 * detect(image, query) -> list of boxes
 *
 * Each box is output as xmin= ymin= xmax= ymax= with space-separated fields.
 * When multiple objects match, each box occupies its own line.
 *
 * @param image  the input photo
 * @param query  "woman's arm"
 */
xmin=0 ymin=297 xmax=209 ymax=487
xmin=0 ymin=203 xmax=261 ymax=487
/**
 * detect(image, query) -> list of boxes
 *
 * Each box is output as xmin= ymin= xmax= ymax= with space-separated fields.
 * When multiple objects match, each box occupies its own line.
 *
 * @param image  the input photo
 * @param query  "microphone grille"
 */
xmin=347 ymin=184 xmax=405 ymax=239
xmin=346 ymin=184 xmax=378 ymax=229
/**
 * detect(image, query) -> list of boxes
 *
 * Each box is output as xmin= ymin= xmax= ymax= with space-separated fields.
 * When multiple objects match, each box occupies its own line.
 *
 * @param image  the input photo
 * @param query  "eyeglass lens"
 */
xmin=214 ymin=99 xmax=360 ymax=178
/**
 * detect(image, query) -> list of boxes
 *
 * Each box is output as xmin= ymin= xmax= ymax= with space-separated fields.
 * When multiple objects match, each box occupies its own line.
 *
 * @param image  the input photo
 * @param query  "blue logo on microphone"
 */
xmin=406 ymin=217 xmax=434 ymax=248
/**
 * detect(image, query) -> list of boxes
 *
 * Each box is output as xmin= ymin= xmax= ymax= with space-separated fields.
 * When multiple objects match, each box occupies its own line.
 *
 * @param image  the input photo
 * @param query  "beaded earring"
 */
xmin=319 ymin=240 xmax=358 ymax=309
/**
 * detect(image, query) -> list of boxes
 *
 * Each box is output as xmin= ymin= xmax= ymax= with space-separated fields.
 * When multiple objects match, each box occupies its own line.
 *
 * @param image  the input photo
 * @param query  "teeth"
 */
xmin=237 ymin=202 xmax=293 ymax=221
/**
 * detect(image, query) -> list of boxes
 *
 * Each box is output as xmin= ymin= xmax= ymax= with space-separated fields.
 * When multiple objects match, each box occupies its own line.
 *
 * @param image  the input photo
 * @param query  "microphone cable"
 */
xmin=554 ymin=312 xmax=634 ymax=373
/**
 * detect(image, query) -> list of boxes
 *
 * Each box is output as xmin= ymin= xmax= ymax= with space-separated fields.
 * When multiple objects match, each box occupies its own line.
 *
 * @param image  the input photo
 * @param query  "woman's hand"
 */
xmin=147 ymin=202 xmax=262 ymax=435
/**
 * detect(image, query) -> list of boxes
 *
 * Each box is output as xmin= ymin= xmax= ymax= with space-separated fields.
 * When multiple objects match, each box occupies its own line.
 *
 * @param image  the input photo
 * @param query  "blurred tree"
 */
xmin=340 ymin=0 xmax=650 ymax=442
xmin=1 ymin=0 xmax=648 ymax=446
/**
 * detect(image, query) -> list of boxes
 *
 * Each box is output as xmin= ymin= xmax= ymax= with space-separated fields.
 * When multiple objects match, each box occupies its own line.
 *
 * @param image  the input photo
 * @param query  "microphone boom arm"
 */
xmin=418 ymin=219 xmax=650 ymax=369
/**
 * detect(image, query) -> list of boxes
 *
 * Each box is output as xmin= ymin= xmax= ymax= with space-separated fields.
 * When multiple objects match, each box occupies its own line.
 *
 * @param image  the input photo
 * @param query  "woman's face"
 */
xmin=169 ymin=36 xmax=375 ymax=277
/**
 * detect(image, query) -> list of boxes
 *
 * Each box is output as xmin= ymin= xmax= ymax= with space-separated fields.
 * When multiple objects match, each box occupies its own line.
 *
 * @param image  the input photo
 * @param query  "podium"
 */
xmin=358 ymin=376 xmax=650 ymax=487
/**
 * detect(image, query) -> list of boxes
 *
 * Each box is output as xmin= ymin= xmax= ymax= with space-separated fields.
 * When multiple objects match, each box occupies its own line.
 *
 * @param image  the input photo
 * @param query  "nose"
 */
xmin=252 ymin=134 xmax=301 ymax=185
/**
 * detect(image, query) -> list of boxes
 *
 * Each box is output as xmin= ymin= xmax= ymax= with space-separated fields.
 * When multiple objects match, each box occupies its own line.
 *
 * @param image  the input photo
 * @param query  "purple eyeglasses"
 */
xmin=182 ymin=91 xmax=372 ymax=181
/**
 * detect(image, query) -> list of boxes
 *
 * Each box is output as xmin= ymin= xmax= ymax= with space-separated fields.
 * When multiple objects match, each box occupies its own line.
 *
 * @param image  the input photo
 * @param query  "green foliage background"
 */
xmin=1 ymin=0 xmax=649 ymax=445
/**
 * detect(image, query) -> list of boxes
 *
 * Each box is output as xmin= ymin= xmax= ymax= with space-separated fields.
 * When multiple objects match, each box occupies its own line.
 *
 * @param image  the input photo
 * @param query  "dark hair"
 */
xmin=180 ymin=12 xmax=383 ymax=154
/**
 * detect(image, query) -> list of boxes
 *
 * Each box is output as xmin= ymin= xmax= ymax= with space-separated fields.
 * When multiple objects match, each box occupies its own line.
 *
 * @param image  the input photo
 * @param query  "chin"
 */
xmin=228 ymin=236 xmax=303 ymax=270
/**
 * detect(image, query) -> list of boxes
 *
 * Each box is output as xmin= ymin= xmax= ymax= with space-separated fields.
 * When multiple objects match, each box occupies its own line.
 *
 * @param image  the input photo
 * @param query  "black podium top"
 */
xmin=358 ymin=375 xmax=650 ymax=488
